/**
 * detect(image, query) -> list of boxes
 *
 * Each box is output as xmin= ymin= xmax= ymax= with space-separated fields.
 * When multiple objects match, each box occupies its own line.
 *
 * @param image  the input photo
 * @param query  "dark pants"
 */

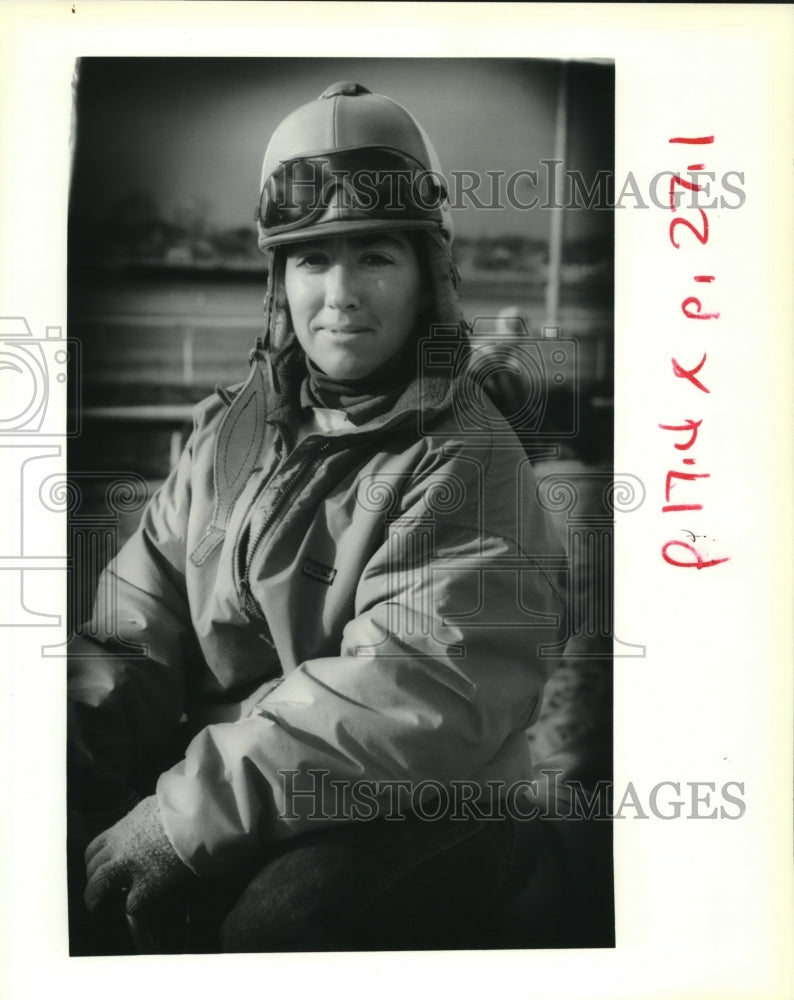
xmin=70 ymin=808 xmax=554 ymax=954
xmin=218 ymin=812 xmax=531 ymax=953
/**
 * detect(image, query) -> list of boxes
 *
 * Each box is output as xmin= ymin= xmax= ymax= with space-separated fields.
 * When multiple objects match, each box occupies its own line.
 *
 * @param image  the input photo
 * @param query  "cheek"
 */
xmin=398 ymin=274 xmax=425 ymax=329
xmin=380 ymin=270 xmax=424 ymax=323
xmin=284 ymin=273 xmax=316 ymax=332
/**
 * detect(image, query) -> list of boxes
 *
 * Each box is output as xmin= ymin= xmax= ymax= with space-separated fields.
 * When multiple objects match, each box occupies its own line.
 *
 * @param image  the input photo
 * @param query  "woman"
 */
xmin=68 ymin=81 xmax=568 ymax=953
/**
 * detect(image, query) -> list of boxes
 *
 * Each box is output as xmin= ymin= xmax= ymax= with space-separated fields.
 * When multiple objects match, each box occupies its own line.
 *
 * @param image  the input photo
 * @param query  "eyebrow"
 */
xmin=287 ymin=234 xmax=410 ymax=255
xmin=354 ymin=235 xmax=408 ymax=251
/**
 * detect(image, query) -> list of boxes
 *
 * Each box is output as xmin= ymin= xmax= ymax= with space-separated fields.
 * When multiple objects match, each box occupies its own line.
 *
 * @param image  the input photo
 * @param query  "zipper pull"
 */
xmin=240 ymin=579 xmax=275 ymax=645
xmin=239 ymin=578 xmax=250 ymax=615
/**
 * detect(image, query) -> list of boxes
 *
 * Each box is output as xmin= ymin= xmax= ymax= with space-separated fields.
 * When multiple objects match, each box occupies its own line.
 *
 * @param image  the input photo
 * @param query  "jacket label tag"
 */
xmin=301 ymin=558 xmax=337 ymax=586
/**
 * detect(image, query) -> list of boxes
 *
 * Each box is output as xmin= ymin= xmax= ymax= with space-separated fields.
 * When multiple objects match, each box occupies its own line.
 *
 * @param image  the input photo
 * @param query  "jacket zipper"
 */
xmin=238 ymin=441 xmax=332 ymax=625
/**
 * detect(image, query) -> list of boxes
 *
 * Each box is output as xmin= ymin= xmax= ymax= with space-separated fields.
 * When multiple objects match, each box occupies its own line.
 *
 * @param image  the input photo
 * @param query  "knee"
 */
xmin=218 ymin=850 xmax=344 ymax=953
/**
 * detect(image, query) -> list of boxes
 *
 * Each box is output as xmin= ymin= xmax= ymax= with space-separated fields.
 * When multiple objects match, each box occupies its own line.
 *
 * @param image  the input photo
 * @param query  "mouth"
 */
xmin=322 ymin=326 xmax=372 ymax=336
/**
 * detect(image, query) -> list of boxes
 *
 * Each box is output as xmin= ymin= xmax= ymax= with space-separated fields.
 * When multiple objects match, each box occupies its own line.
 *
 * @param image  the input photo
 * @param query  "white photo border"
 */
xmin=1 ymin=3 xmax=792 ymax=999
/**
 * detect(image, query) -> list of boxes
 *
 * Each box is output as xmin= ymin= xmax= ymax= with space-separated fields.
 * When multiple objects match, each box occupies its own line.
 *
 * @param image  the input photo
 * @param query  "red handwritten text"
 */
xmin=660 ymin=135 xmax=729 ymax=570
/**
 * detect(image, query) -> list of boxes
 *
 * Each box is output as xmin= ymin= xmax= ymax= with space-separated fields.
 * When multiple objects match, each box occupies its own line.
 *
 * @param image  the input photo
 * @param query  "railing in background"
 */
xmin=75 ymin=311 xmax=613 ymax=472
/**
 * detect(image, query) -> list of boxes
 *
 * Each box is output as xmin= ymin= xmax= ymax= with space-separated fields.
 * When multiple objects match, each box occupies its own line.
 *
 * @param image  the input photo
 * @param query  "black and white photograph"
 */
xmin=1 ymin=4 xmax=792 ymax=999
xmin=66 ymin=56 xmax=616 ymax=955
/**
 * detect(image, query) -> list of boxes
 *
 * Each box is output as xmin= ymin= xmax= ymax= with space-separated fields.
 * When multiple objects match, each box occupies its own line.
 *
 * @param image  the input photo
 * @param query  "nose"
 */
xmin=324 ymin=261 xmax=361 ymax=311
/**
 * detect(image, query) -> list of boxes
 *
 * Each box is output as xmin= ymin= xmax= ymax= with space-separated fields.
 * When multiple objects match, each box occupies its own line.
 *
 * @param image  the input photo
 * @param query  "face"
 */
xmin=284 ymin=232 xmax=425 ymax=381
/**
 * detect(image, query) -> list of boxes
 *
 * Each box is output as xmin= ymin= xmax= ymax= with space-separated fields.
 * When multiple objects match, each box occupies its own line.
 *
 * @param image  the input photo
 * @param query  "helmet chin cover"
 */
xmin=256 ymin=82 xmax=454 ymax=250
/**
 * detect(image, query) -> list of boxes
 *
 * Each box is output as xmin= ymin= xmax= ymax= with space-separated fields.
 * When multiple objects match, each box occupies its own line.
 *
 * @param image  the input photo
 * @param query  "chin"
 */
xmin=318 ymin=355 xmax=371 ymax=381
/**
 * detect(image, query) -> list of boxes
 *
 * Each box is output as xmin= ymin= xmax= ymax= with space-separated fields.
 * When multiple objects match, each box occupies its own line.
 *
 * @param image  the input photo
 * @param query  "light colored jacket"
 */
xmin=69 ymin=352 xmax=568 ymax=878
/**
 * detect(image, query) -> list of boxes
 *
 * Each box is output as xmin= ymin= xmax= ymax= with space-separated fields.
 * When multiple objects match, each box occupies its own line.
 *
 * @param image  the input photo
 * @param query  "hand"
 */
xmin=84 ymin=795 xmax=190 ymax=916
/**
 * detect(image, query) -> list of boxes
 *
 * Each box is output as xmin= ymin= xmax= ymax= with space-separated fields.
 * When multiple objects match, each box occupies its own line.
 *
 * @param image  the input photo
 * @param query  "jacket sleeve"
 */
xmin=68 ymin=417 xmax=201 ymax=792
xmin=157 ymin=439 xmax=568 ymax=878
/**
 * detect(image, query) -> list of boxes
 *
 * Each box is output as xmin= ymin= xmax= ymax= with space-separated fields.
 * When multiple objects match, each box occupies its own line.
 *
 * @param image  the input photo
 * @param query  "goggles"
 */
xmin=256 ymin=146 xmax=448 ymax=237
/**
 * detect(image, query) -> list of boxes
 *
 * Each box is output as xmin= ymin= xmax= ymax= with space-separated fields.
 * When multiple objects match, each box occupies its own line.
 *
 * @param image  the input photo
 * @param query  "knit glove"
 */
xmin=84 ymin=795 xmax=190 ymax=916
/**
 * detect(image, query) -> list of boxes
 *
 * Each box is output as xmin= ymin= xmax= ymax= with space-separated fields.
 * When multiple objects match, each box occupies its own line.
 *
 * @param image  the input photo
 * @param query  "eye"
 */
xmin=360 ymin=251 xmax=395 ymax=267
xmin=291 ymin=250 xmax=328 ymax=269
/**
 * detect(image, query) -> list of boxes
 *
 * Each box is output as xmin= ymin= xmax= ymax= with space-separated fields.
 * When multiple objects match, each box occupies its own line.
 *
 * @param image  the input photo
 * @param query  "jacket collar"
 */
xmin=190 ymin=344 xmax=457 ymax=568
xmin=259 ymin=344 xmax=455 ymax=436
